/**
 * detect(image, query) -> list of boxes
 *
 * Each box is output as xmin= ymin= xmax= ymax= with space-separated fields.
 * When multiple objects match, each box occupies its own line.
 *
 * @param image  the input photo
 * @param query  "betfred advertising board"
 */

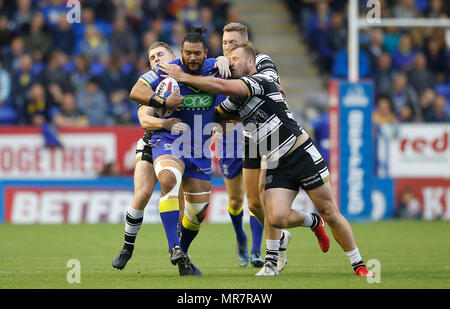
xmin=0 ymin=178 xmax=315 ymax=224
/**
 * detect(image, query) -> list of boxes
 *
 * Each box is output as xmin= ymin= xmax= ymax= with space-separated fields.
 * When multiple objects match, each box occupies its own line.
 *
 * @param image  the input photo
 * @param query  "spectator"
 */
xmin=23 ymin=12 xmax=51 ymax=61
xmin=424 ymin=38 xmax=448 ymax=83
xmin=373 ymin=52 xmax=395 ymax=96
xmin=0 ymin=61 xmax=15 ymax=125
xmin=76 ymin=77 xmax=111 ymax=126
xmin=0 ymin=61 xmax=11 ymax=103
xmin=53 ymin=92 xmax=88 ymax=128
xmin=407 ymin=52 xmax=435 ymax=94
xmin=13 ymin=0 xmax=33 ymax=33
xmin=25 ymin=83 xmax=50 ymax=126
xmin=110 ymin=15 xmax=137 ymax=60
xmin=178 ymin=0 xmax=201 ymax=30
xmin=383 ymin=27 xmax=401 ymax=53
xmin=365 ymin=29 xmax=386 ymax=72
xmin=394 ymin=187 xmax=421 ymax=219
xmin=392 ymin=33 xmax=417 ymax=71
xmin=109 ymin=89 xmax=134 ymax=124
xmin=80 ymin=26 xmax=110 ymax=61
xmin=206 ymin=31 xmax=223 ymax=59
xmin=197 ymin=6 xmax=217 ymax=36
xmin=430 ymin=95 xmax=450 ymax=122
xmin=4 ymin=36 xmax=26 ymax=73
xmin=70 ymin=55 xmax=92 ymax=93
xmin=426 ymin=0 xmax=447 ymax=18
xmin=169 ymin=21 xmax=187 ymax=59
xmin=0 ymin=15 xmax=13 ymax=54
xmin=390 ymin=72 xmax=421 ymax=118
xmin=98 ymin=55 xmax=129 ymax=97
xmin=393 ymin=0 xmax=420 ymax=18
xmin=373 ymin=95 xmax=397 ymax=125
xmin=41 ymin=0 xmax=68 ymax=30
xmin=140 ymin=30 xmax=158 ymax=59
xmin=307 ymin=0 xmax=331 ymax=51
xmin=42 ymin=50 xmax=72 ymax=93
xmin=317 ymin=11 xmax=346 ymax=73
xmin=51 ymin=14 xmax=76 ymax=55
xmin=399 ymin=104 xmax=416 ymax=122
xmin=418 ymin=88 xmax=437 ymax=122
xmin=10 ymin=54 xmax=41 ymax=123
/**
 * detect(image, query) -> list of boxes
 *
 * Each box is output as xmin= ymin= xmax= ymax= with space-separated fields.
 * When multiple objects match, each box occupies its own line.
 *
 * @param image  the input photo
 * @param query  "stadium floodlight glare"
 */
xmin=348 ymin=0 xmax=450 ymax=83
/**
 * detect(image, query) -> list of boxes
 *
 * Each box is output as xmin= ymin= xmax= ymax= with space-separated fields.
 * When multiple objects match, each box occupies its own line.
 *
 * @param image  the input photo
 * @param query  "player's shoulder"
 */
xmin=256 ymin=53 xmax=273 ymax=63
xmin=201 ymin=58 xmax=220 ymax=77
xmin=243 ymin=73 xmax=272 ymax=84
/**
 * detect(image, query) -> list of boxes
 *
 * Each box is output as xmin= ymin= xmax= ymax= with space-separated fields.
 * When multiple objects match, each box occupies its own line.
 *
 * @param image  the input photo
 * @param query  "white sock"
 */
xmin=265 ymin=239 xmax=280 ymax=266
xmin=345 ymin=247 xmax=362 ymax=265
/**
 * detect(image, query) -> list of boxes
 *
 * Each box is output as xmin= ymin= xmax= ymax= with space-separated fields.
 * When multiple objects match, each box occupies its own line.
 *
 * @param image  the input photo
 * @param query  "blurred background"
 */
xmin=0 ymin=0 xmax=448 ymax=224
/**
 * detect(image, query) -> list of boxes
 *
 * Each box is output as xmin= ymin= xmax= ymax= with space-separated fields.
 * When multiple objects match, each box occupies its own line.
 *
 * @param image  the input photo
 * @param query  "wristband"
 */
xmin=149 ymin=94 xmax=166 ymax=108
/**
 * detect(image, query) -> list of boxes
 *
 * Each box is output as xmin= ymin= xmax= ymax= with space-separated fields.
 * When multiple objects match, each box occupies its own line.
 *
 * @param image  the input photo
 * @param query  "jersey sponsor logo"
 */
xmin=141 ymin=71 xmax=159 ymax=85
xmin=182 ymin=94 xmax=213 ymax=109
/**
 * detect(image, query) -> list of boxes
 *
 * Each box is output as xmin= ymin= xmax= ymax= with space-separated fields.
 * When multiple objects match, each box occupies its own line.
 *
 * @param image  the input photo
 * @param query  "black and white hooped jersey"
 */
xmin=255 ymin=54 xmax=280 ymax=84
xmin=219 ymin=73 xmax=303 ymax=162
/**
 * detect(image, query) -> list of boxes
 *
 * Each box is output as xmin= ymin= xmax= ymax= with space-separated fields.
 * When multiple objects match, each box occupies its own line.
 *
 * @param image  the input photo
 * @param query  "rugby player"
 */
xmin=159 ymin=42 xmax=374 ymax=277
xmin=217 ymin=23 xmax=329 ymax=272
xmin=112 ymin=42 xmax=184 ymax=271
xmin=127 ymin=28 xmax=228 ymax=276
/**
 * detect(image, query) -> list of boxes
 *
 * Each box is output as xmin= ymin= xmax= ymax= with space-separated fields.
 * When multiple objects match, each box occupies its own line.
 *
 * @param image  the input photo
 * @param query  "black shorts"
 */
xmin=135 ymin=138 xmax=153 ymax=164
xmin=265 ymin=138 xmax=329 ymax=191
xmin=242 ymin=135 xmax=261 ymax=169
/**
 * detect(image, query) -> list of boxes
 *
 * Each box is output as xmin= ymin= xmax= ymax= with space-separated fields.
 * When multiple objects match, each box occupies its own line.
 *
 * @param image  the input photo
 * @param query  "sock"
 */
xmin=265 ymin=239 xmax=280 ymax=267
xmin=123 ymin=206 xmax=144 ymax=252
xmin=346 ymin=248 xmax=366 ymax=271
xmin=228 ymin=203 xmax=247 ymax=243
xmin=250 ymin=212 xmax=263 ymax=253
xmin=279 ymin=230 xmax=286 ymax=246
xmin=159 ymin=198 xmax=181 ymax=252
xmin=301 ymin=212 xmax=321 ymax=229
xmin=180 ymin=215 xmax=201 ymax=254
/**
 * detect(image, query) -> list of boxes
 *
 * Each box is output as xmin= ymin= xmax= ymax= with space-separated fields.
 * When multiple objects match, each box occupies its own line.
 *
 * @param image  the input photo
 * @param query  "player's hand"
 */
xmin=211 ymin=126 xmax=224 ymax=141
xmin=165 ymin=88 xmax=184 ymax=110
xmin=276 ymin=83 xmax=287 ymax=98
xmin=215 ymin=56 xmax=231 ymax=79
xmin=160 ymin=64 xmax=186 ymax=82
xmin=162 ymin=118 xmax=188 ymax=134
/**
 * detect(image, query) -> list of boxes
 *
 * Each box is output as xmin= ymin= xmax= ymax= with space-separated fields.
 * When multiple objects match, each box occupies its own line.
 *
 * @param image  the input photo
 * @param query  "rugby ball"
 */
xmin=154 ymin=77 xmax=181 ymax=117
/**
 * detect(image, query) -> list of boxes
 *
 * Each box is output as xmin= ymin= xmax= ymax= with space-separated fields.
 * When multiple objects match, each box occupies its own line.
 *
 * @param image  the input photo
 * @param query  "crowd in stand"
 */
xmin=0 ymin=0 xmax=236 ymax=126
xmin=285 ymin=0 xmax=450 ymax=123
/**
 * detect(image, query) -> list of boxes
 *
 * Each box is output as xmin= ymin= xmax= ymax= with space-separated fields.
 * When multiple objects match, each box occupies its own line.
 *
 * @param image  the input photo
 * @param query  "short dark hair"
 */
xmin=182 ymin=26 xmax=207 ymax=48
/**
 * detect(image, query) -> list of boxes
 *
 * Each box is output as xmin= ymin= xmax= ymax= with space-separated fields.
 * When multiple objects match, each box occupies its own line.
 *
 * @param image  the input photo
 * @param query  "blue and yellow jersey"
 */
xmin=138 ymin=58 xmax=226 ymax=157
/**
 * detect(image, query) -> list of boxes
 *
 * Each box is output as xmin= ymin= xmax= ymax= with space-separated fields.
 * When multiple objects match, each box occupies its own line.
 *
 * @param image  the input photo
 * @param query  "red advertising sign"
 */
xmin=0 ymin=126 xmax=144 ymax=179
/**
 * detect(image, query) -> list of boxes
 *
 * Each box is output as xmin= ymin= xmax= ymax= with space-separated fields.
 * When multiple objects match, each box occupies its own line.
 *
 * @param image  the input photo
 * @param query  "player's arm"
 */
xmin=159 ymin=63 xmax=249 ymax=97
xmin=130 ymin=75 xmax=183 ymax=109
xmin=138 ymin=105 xmax=187 ymax=132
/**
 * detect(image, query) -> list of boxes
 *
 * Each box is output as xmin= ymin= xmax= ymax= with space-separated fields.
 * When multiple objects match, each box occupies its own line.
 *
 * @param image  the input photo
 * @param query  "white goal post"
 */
xmin=348 ymin=0 xmax=450 ymax=82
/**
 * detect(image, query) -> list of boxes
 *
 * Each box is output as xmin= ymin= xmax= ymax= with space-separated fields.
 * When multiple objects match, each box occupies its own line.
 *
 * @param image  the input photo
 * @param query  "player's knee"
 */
xmin=185 ymin=201 xmax=209 ymax=225
xmin=158 ymin=170 xmax=178 ymax=195
xmin=228 ymin=196 xmax=244 ymax=210
xmin=267 ymin=212 xmax=287 ymax=229
xmin=247 ymin=199 xmax=262 ymax=214
xmin=134 ymin=189 xmax=151 ymax=207
xmin=317 ymin=200 xmax=340 ymax=224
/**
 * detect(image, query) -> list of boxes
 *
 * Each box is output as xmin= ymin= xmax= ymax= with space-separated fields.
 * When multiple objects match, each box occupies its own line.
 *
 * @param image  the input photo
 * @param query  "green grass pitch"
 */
xmin=0 ymin=220 xmax=449 ymax=289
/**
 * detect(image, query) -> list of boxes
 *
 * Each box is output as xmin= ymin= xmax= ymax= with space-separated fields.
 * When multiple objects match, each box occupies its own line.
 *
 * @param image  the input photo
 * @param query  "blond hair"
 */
xmin=147 ymin=41 xmax=174 ymax=55
xmin=223 ymin=22 xmax=248 ymax=41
